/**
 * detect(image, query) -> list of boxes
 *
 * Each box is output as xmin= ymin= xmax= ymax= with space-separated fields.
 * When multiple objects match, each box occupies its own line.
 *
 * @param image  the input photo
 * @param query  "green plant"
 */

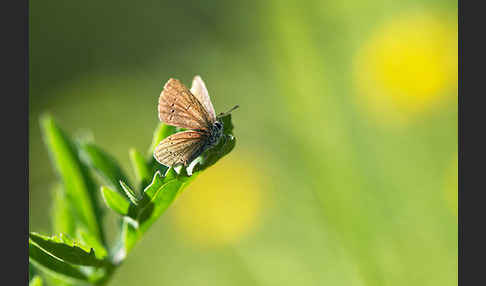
xmin=29 ymin=114 xmax=236 ymax=286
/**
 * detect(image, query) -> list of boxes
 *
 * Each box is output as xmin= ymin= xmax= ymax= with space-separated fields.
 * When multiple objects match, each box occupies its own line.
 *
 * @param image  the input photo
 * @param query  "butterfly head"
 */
xmin=214 ymin=121 xmax=223 ymax=130
xmin=208 ymin=120 xmax=224 ymax=146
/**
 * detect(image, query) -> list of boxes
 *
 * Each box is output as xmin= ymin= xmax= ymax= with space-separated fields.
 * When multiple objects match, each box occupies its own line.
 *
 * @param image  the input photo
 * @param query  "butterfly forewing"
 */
xmin=190 ymin=75 xmax=216 ymax=122
xmin=154 ymin=130 xmax=208 ymax=167
xmin=158 ymin=78 xmax=213 ymax=130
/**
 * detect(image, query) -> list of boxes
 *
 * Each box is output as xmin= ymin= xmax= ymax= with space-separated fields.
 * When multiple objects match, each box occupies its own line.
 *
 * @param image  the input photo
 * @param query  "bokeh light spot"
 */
xmin=170 ymin=153 xmax=264 ymax=247
xmin=354 ymin=12 xmax=457 ymax=123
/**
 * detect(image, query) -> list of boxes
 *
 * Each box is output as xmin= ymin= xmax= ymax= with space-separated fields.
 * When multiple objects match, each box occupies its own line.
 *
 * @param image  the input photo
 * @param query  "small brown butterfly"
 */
xmin=154 ymin=76 xmax=238 ymax=168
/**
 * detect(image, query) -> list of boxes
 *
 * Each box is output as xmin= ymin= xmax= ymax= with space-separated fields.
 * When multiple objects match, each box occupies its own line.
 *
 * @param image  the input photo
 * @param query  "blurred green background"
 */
xmin=29 ymin=0 xmax=457 ymax=285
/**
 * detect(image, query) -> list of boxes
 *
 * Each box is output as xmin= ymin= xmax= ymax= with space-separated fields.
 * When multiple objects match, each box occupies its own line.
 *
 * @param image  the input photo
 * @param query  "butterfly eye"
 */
xmin=214 ymin=121 xmax=222 ymax=130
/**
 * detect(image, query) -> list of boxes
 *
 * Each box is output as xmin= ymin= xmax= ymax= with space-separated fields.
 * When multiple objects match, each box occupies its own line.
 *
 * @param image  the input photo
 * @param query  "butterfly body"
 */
xmin=154 ymin=76 xmax=235 ymax=168
xmin=184 ymin=120 xmax=224 ymax=165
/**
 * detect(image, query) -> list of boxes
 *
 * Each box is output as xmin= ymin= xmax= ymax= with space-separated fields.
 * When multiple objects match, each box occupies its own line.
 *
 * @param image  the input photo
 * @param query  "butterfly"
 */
xmin=154 ymin=76 xmax=238 ymax=168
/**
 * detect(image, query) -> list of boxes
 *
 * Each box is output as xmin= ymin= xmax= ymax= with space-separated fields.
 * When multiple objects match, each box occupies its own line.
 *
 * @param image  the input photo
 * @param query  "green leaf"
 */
xmin=142 ymin=171 xmax=164 ymax=199
xmin=101 ymin=186 xmax=130 ymax=216
xmin=221 ymin=113 xmax=234 ymax=134
xmin=29 ymin=263 xmax=37 ymax=281
xmin=29 ymin=240 xmax=90 ymax=282
xmin=79 ymin=142 xmax=131 ymax=196
xmin=121 ymin=170 xmax=188 ymax=253
xmin=120 ymin=180 xmax=141 ymax=205
xmin=29 ymin=233 xmax=106 ymax=266
xmin=195 ymin=134 xmax=236 ymax=173
xmin=138 ymin=179 xmax=183 ymax=232
xmin=40 ymin=115 xmax=104 ymax=244
xmin=129 ymin=148 xmax=151 ymax=188
xmin=137 ymin=168 xmax=179 ymax=209
xmin=29 ymin=276 xmax=43 ymax=286
xmin=121 ymin=218 xmax=138 ymax=254
xmin=50 ymin=184 xmax=76 ymax=239
xmin=163 ymin=166 xmax=178 ymax=182
xmin=43 ymin=276 xmax=77 ymax=286
xmin=77 ymin=229 xmax=108 ymax=260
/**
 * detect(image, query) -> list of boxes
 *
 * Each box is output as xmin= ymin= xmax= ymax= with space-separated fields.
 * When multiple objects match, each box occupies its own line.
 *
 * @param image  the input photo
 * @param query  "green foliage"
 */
xmin=40 ymin=116 xmax=105 ymax=244
xmin=119 ymin=180 xmax=141 ymax=206
xmin=51 ymin=184 xmax=76 ymax=237
xmin=29 ymin=233 xmax=106 ymax=266
xmin=30 ymin=114 xmax=236 ymax=285
xmin=30 ymin=276 xmax=43 ymax=286
xmin=129 ymin=148 xmax=151 ymax=189
xmin=101 ymin=186 xmax=131 ymax=216
xmin=79 ymin=142 xmax=131 ymax=197
xmin=29 ymin=241 xmax=91 ymax=282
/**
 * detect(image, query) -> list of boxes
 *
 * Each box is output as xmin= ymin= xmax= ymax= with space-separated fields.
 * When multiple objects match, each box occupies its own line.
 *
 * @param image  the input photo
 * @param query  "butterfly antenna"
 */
xmin=217 ymin=105 xmax=239 ymax=117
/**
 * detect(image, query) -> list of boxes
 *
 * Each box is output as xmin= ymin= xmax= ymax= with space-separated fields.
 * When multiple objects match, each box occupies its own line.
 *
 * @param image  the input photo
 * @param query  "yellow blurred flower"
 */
xmin=354 ymin=12 xmax=457 ymax=123
xmin=170 ymin=152 xmax=265 ymax=247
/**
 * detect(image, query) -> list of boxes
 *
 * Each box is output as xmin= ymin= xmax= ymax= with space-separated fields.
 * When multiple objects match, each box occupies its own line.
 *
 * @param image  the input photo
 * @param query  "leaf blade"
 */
xmin=29 ymin=240 xmax=90 ymax=282
xmin=120 ymin=180 xmax=141 ymax=205
xmin=101 ymin=186 xmax=130 ymax=216
xmin=29 ymin=276 xmax=43 ymax=286
xmin=50 ymin=184 xmax=76 ymax=238
xmin=121 ymin=170 xmax=182 ymax=254
xmin=77 ymin=229 xmax=108 ymax=260
xmin=138 ymin=179 xmax=183 ymax=233
xmin=129 ymin=148 xmax=151 ymax=188
xmin=29 ymin=233 xmax=105 ymax=267
xmin=40 ymin=115 xmax=104 ymax=244
xmin=79 ymin=142 xmax=131 ymax=196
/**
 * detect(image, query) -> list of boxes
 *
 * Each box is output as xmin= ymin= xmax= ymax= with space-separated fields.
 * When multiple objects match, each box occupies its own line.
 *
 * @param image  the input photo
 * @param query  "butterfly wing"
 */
xmin=154 ymin=130 xmax=208 ymax=167
xmin=158 ymin=78 xmax=213 ymax=130
xmin=190 ymin=75 xmax=216 ymax=122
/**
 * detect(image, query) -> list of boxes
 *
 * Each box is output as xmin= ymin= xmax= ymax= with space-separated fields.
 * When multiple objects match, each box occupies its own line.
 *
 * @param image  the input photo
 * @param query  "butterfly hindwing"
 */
xmin=158 ymin=78 xmax=213 ymax=130
xmin=154 ymin=130 xmax=208 ymax=167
